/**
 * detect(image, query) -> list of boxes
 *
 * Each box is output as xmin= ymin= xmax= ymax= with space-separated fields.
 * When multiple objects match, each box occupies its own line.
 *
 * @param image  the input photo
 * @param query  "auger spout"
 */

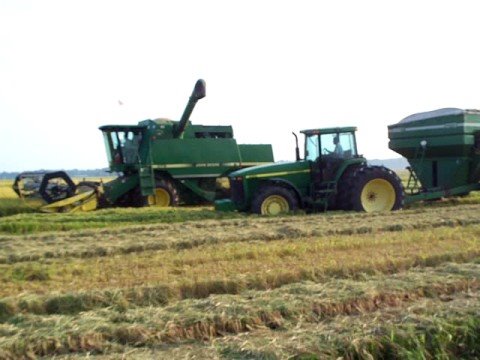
xmin=174 ymin=79 xmax=206 ymax=138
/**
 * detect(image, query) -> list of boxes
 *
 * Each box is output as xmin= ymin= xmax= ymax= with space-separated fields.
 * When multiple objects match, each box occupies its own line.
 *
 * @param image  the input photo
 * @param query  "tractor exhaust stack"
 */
xmin=292 ymin=132 xmax=300 ymax=161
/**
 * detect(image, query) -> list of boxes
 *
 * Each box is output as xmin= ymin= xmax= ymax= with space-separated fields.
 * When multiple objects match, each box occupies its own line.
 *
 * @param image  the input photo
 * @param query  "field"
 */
xmin=1 ymin=179 xmax=480 ymax=359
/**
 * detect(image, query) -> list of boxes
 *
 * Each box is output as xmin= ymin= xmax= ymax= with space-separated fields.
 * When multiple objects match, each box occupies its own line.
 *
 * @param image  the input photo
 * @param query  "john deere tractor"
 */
xmin=215 ymin=127 xmax=404 ymax=214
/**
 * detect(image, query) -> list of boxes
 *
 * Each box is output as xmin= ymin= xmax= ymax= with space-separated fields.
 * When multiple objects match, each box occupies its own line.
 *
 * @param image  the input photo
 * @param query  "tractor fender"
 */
xmin=258 ymin=178 xmax=304 ymax=207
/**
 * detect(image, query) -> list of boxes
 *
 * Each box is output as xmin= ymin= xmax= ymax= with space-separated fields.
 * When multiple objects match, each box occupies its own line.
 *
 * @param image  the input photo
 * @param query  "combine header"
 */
xmin=13 ymin=80 xmax=274 ymax=213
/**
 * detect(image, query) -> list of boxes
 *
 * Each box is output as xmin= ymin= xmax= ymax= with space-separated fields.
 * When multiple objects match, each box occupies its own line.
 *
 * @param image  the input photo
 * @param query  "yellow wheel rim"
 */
xmin=260 ymin=195 xmax=289 ymax=215
xmin=148 ymin=188 xmax=171 ymax=207
xmin=360 ymin=179 xmax=396 ymax=212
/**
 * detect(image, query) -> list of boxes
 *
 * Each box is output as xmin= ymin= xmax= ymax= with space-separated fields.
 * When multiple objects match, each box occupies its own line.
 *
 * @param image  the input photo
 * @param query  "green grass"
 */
xmin=1 ymin=202 xmax=480 ymax=263
xmin=1 ymin=263 xmax=479 ymax=358
xmin=0 ymin=180 xmax=36 ymax=217
xmin=2 ymin=188 xmax=480 ymax=235
xmin=0 ymin=205 xmax=248 ymax=234
xmin=2 ymin=185 xmax=480 ymax=358
xmin=0 ymin=220 xmax=479 ymax=310
xmin=2 ymin=174 xmax=480 ymax=234
xmin=0 ymin=198 xmax=36 ymax=217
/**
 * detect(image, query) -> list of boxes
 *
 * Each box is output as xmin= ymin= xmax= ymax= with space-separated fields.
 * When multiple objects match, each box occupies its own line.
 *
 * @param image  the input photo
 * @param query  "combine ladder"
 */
xmin=139 ymin=166 xmax=155 ymax=196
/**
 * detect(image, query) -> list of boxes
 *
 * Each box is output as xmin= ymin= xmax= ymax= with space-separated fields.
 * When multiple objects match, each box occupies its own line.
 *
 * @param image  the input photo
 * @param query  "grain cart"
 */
xmin=388 ymin=108 xmax=480 ymax=202
xmin=215 ymin=127 xmax=404 ymax=214
xmin=13 ymin=80 xmax=274 ymax=212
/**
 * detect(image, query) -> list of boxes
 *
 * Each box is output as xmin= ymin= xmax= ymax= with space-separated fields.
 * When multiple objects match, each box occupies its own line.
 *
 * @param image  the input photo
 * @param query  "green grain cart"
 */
xmin=388 ymin=108 xmax=480 ymax=202
xmin=216 ymin=107 xmax=480 ymax=215
xmin=13 ymin=80 xmax=274 ymax=212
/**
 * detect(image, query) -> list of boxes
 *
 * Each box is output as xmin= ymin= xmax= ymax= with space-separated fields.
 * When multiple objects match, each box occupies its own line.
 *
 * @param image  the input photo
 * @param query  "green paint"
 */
xmin=216 ymin=127 xmax=367 ymax=212
xmin=98 ymin=80 xmax=274 ymax=206
xmin=389 ymin=108 xmax=480 ymax=200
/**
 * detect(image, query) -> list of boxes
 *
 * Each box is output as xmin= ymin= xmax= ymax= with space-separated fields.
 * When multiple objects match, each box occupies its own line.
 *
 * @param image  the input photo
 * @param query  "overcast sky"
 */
xmin=1 ymin=0 xmax=480 ymax=172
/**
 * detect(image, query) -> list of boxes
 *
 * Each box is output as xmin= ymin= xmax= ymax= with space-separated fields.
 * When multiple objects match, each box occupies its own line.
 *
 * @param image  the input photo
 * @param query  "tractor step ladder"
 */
xmin=313 ymin=181 xmax=337 ymax=211
xmin=139 ymin=166 xmax=155 ymax=196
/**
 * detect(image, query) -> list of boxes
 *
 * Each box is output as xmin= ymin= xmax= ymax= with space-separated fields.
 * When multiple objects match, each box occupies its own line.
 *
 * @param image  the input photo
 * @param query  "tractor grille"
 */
xmin=229 ymin=178 xmax=245 ymax=204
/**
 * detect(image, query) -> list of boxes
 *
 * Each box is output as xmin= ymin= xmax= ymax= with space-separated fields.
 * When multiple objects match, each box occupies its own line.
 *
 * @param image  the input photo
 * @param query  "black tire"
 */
xmin=342 ymin=166 xmax=404 ymax=212
xmin=116 ymin=187 xmax=147 ymax=208
xmin=335 ymin=165 xmax=361 ymax=211
xmin=148 ymin=178 xmax=179 ymax=207
xmin=251 ymin=185 xmax=299 ymax=215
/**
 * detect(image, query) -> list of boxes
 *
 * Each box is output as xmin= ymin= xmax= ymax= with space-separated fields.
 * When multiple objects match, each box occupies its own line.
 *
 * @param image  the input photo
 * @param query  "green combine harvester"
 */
xmin=12 ymin=80 xmax=274 ymax=212
xmin=216 ymin=108 xmax=480 ymax=214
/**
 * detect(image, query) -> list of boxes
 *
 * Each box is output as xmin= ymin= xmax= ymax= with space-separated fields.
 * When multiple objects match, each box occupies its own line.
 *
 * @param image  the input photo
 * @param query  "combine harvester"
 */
xmin=12 ymin=80 xmax=274 ymax=212
xmin=216 ymin=108 xmax=480 ymax=214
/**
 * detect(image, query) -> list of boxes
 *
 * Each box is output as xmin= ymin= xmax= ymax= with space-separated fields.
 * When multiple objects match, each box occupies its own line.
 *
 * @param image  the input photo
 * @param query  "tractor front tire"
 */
xmin=347 ymin=166 xmax=404 ymax=212
xmin=251 ymin=185 xmax=299 ymax=215
xmin=148 ymin=178 xmax=179 ymax=207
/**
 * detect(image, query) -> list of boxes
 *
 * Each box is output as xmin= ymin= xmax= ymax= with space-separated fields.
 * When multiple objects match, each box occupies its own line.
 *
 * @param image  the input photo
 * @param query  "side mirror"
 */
xmin=192 ymin=79 xmax=206 ymax=100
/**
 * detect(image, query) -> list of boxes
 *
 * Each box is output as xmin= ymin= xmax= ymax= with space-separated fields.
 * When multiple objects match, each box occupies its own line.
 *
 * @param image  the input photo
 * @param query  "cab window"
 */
xmin=320 ymin=132 xmax=357 ymax=158
xmin=305 ymin=134 xmax=319 ymax=161
xmin=103 ymin=130 xmax=142 ymax=165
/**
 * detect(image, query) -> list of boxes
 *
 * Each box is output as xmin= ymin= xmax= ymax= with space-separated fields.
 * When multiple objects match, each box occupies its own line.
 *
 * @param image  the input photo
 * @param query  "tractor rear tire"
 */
xmin=344 ymin=166 xmax=404 ymax=212
xmin=335 ymin=165 xmax=360 ymax=211
xmin=148 ymin=178 xmax=179 ymax=207
xmin=251 ymin=185 xmax=299 ymax=215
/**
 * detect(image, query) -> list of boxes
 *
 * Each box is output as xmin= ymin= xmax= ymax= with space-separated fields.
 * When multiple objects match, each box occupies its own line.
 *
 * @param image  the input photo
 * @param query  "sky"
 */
xmin=1 ymin=0 xmax=480 ymax=172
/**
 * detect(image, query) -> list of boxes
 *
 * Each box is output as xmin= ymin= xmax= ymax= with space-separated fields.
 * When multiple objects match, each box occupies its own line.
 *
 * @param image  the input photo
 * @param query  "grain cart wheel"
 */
xmin=251 ymin=185 xmax=299 ymax=215
xmin=148 ymin=178 xmax=179 ymax=207
xmin=348 ymin=166 xmax=404 ymax=212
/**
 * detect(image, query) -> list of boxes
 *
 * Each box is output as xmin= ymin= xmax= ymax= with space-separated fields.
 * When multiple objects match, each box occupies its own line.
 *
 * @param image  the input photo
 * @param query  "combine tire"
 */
xmin=116 ymin=187 xmax=147 ymax=207
xmin=251 ymin=185 xmax=298 ymax=215
xmin=148 ymin=178 xmax=179 ymax=207
xmin=344 ymin=166 xmax=404 ymax=212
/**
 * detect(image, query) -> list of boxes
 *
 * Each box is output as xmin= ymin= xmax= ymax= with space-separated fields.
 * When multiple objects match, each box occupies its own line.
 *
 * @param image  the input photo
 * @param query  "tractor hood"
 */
xmin=232 ymin=160 xmax=310 ymax=178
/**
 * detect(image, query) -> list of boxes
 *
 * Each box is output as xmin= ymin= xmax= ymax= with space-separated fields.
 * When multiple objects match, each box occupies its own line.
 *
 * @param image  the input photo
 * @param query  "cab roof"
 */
xmin=99 ymin=125 xmax=146 ymax=132
xmin=300 ymin=126 xmax=357 ymax=135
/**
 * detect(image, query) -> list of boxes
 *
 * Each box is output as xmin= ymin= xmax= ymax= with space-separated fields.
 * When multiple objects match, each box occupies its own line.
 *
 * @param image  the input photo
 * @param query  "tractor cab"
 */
xmin=99 ymin=125 xmax=145 ymax=171
xmin=301 ymin=127 xmax=358 ymax=161
xmin=301 ymin=127 xmax=359 ymax=185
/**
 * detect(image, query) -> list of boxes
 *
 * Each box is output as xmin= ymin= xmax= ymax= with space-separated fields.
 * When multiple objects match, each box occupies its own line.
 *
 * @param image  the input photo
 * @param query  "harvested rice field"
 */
xmin=1 ymin=191 xmax=480 ymax=359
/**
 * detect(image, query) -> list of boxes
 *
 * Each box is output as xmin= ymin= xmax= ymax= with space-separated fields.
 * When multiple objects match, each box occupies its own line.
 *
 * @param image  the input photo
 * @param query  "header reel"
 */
xmin=12 ymin=171 xmax=100 ymax=213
